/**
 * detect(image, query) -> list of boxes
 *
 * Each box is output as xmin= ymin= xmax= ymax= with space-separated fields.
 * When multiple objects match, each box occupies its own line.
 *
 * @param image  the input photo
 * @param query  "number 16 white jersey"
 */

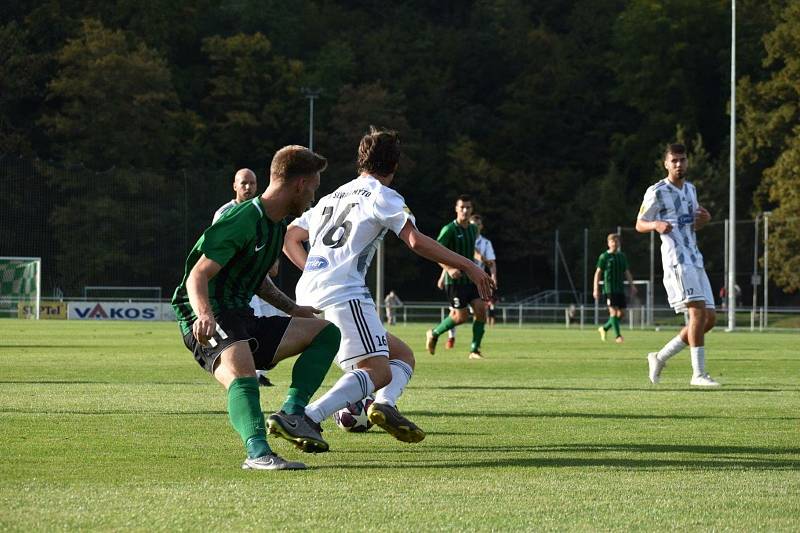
xmin=293 ymin=174 xmax=415 ymax=309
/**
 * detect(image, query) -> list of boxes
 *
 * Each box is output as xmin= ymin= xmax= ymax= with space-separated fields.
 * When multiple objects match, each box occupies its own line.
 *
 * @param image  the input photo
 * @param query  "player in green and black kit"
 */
xmin=592 ymin=233 xmax=636 ymax=343
xmin=426 ymin=195 xmax=489 ymax=359
xmin=172 ymin=145 xmax=341 ymax=471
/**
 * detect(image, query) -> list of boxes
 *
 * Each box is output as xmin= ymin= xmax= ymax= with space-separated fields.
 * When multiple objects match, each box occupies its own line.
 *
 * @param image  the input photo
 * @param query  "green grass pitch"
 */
xmin=1 ymin=319 xmax=798 ymax=531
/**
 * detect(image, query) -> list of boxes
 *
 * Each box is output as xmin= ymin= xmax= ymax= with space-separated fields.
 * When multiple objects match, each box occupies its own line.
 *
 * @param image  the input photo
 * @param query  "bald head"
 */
xmin=233 ymin=168 xmax=257 ymax=203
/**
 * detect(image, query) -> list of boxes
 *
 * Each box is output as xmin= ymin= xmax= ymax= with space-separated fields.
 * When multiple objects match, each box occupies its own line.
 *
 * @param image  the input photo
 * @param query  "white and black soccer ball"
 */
xmin=333 ymin=395 xmax=375 ymax=432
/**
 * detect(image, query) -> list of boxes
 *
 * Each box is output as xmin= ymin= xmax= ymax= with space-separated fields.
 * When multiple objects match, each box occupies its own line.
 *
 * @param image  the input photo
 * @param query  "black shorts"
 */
xmin=605 ymin=292 xmax=627 ymax=309
xmin=446 ymin=283 xmax=481 ymax=310
xmin=181 ymin=308 xmax=292 ymax=373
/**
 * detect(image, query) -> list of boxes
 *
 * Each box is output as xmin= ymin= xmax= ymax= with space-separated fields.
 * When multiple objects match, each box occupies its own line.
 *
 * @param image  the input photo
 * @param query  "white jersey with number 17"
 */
xmin=292 ymin=174 xmax=415 ymax=309
xmin=638 ymin=178 xmax=704 ymax=269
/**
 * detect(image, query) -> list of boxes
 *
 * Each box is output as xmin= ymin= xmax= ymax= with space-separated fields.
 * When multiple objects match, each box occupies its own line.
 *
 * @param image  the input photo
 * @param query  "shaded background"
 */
xmin=1 ymin=1 xmax=798 ymax=303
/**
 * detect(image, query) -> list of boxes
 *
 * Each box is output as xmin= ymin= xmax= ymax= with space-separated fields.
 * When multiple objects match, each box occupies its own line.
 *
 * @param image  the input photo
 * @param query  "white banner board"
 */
xmin=68 ymin=301 xmax=161 ymax=321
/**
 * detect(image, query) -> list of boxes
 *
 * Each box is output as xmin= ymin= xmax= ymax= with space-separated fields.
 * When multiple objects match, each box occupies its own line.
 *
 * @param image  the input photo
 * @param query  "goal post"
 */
xmin=0 ymin=256 xmax=41 ymax=319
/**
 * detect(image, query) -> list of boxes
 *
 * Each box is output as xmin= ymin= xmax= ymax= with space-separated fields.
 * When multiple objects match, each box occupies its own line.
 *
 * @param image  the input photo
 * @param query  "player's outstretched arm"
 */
xmin=187 ymin=255 xmax=223 ymax=344
xmin=283 ymin=225 xmax=310 ymax=271
xmin=398 ymin=221 xmax=494 ymax=300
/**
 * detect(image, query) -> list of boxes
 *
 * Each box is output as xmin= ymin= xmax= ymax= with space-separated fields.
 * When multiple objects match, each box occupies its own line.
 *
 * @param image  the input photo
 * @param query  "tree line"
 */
xmin=1 ymin=0 xmax=798 ymax=299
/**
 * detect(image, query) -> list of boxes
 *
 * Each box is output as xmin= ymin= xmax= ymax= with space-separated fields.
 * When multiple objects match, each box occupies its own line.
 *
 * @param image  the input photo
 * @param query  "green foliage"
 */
xmin=763 ymin=137 xmax=800 ymax=292
xmin=1 ymin=1 xmax=795 ymax=298
xmin=592 ymin=162 xmax=630 ymax=231
xmin=739 ymin=1 xmax=800 ymax=291
xmin=609 ymin=0 xmax=729 ymax=183
xmin=48 ymin=167 xmax=183 ymax=293
xmin=0 ymin=19 xmax=57 ymax=156
xmin=201 ymin=32 xmax=305 ymax=166
xmin=40 ymin=19 xmax=181 ymax=169
xmin=446 ymin=136 xmax=545 ymax=263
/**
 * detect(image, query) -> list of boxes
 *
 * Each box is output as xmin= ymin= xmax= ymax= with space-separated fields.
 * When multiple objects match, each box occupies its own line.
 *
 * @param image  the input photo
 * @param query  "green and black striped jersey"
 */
xmin=171 ymin=198 xmax=286 ymax=335
xmin=436 ymin=220 xmax=478 ymax=286
xmin=596 ymin=250 xmax=629 ymax=294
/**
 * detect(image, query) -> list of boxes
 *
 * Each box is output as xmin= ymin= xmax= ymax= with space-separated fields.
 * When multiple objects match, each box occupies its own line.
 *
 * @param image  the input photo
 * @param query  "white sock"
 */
xmin=448 ymin=327 xmax=456 ymax=339
xmin=657 ymin=335 xmax=687 ymax=362
xmin=690 ymin=346 xmax=705 ymax=376
xmin=305 ymin=369 xmax=375 ymax=424
xmin=374 ymin=360 xmax=413 ymax=407
xmin=255 ymin=370 xmax=266 ymax=378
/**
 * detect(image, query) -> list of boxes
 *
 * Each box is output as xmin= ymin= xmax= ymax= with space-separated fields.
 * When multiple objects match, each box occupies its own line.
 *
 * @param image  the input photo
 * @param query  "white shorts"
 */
xmin=663 ymin=264 xmax=715 ymax=313
xmin=324 ymin=299 xmax=389 ymax=370
xmin=250 ymin=295 xmax=286 ymax=318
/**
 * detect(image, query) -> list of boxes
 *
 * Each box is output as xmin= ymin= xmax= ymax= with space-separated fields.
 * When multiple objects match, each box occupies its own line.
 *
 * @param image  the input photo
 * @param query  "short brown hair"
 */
xmin=270 ymin=145 xmax=327 ymax=181
xmin=607 ymin=233 xmax=620 ymax=242
xmin=357 ymin=126 xmax=401 ymax=176
xmin=456 ymin=194 xmax=472 ymax=205
xmin=664 ymin=143 xmax=687 ymax=159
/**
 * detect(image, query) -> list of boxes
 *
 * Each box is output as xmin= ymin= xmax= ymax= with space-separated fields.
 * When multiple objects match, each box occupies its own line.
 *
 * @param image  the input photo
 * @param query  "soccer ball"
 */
xmin=333 ymin=395 xmax=375 ymax=432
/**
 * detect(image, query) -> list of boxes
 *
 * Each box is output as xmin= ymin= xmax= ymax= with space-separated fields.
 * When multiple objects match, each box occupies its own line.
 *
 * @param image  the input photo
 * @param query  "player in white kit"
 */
xmin=283 ymin=126 xmax=494 ymax=443
xmin=636 ymin=143 xmax=720 ymax=387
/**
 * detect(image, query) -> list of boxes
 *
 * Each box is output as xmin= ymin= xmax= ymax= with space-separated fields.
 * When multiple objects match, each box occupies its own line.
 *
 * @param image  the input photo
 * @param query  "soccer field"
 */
xmin=1 ymin=320 xmax=798 ymax=531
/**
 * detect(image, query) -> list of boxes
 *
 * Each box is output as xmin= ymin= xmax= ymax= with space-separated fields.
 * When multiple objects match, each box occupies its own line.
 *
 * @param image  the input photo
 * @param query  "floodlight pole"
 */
xmin=300 ymin=88 xmax=322 ymax=150
xmin=727 ymin=0 xmax=737 ymax=330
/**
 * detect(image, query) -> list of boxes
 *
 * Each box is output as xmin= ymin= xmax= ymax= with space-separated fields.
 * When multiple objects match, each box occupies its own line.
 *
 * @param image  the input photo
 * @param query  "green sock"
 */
xmin=432 ymin=316 xmax=457 ymax=337
xmin=282 ymin=323 xmax=340 ymax=415
xmin=227 ymin=377 xmax=270 ymax=458
xmin=612 ymin=316 xmax=621 ymax=338
xmin=470 ymin=320 xmax=486 ymax=352
xmin=603 ymin=318 xmax=614 ymax=331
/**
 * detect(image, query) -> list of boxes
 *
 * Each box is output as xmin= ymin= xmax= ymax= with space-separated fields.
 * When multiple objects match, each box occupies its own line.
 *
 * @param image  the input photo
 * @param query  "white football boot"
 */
xmin=242 ymin=453 xmax=306 ymax=470
xmin=690 ymin=373 xmax=721 ymax=387
xmin=647 ymin=352 xmax=665 ymax=384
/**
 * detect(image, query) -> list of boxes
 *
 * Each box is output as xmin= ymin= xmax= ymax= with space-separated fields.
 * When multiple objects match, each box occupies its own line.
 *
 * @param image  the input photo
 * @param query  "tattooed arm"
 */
xmin=256 ymin=276 xmax=319 ymax=318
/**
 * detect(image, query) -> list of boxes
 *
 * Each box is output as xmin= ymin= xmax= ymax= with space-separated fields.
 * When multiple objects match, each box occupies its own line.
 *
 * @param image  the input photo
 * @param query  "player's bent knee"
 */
xmin=358 ymin=356 xmax=391 ymax=388
xmin=274 ymin=319 xmax=340 ymax=362
xmin=213 ymin=341 xmax=257 ymax=388
xmin=387 ymin=332 xmax=415 ymax=369
xmin=471 ymin=300 xmax=487 ymax=321
xmin=453 ymin=310 xmax=470 ymax=324
xmin=704 ymin=310 xmax=717 ymax=332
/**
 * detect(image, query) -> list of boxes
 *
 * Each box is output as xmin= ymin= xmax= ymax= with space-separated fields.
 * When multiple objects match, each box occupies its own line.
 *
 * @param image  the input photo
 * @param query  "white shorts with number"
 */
xmin=663 ymin=264 xmax=715 ymax=314
xmin=324 ymin=299 xmax=389 ymax=370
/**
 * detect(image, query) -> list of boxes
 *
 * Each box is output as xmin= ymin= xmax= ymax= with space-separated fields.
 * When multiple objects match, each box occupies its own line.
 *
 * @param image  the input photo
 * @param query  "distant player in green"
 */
xmin=593 ymin=233 xmax=636 ymax=343
xmin=426 ymin=195 xmax=489 ymax=359
xmin=172 ymin=145 xmax=340 ymax=471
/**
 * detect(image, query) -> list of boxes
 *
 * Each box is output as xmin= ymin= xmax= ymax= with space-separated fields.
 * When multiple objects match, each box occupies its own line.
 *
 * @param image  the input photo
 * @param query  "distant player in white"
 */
xmin=383 ymin=290 xmax=403 ymax=325
xmin=636 ymin=143 xmax=720 ymax=387
xmin=213 ymin=168 xmax=282 ymax=387
xmin=283 ymin=126 xmax=494 ymax=442
xmin=445 ymin=214 xmax=497 ymax=348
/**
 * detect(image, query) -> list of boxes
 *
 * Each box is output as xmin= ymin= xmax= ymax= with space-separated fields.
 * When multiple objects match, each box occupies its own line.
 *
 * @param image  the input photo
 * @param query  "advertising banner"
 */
xmin=68 ymin=301 xmax=161 ymax=321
